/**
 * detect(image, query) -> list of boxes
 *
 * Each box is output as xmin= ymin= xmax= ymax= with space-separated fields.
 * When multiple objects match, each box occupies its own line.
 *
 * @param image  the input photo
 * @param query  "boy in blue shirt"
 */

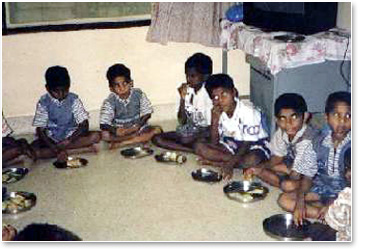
xmin=31 ymin=66 xmax=101 ymax=163
xmin=100 ymin=63 xmax=162 ymax=149
xmin=278 ymin=91 xmax=351 ymax=226
xmin=195 ymin=74 xmax=270 ymax=180
xmin=152 ymin=53 xmax=213 ymax=153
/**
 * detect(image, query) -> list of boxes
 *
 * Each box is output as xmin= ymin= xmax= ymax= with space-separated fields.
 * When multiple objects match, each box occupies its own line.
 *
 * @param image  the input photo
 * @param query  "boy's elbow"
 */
xmin=143 ymin=114 xmax=152 ymax=120
xmin=35 ymin=127 xmax=45 ymax=136
xmin=100 ymin=124 xmax=108 ymax=131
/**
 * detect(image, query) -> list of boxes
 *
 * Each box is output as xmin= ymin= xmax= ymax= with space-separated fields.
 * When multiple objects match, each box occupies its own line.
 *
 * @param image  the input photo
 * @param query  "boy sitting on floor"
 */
xmin=3 ymin=113 xmax=36 ymax=166
xmin=245 ymin=93 xmax=319 ymax=191
xmin=100 ymin=63 xmax=162 ymax=149
xmin=195 ymin=74 xmax=270 ymax=180
xmin=278 ymin=91 xmax=351 ymax=226
xmin=152 ymin=53 xmax=213 ymax=153
xmin=31 ymin=66 xmax=101 ymax=163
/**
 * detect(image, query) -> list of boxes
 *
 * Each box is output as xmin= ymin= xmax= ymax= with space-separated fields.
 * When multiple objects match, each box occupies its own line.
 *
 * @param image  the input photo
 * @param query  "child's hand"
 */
xmin=115 ymin=127 xmax=127 ymax=137
xmin=294 ymin=194 xmax=306 ymax=226
xmin=222 ymin=164 xmax=234 ymax=181
xmin=57 ymin=139 xmax=71 ymax=149
xmin=178 ymin=83 xmax=188 ymax=99
xmin=2 ymin=224 xmax=17 ymax=241
xmin=317 ymin=206 xmax=329 ymax=222
xmin=116 ymin=126 xmax=137 ymax=137
xmin=57 ymin=150 xmax=68 ymax=162
xmin=211 ymin=105 xmax=223 ymax=120
xmin=245 ymin=167 xmax=262 ymax=176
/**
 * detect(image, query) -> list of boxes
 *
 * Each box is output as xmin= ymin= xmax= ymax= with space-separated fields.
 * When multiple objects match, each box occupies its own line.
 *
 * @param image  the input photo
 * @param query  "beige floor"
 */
xmin=3 ymin=121 xmax=285 ymax=241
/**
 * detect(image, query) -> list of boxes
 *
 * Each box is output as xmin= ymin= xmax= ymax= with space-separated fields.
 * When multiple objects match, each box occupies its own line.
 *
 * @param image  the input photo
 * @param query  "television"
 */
xmin=243 ymin=2 xmax=338 ymax=35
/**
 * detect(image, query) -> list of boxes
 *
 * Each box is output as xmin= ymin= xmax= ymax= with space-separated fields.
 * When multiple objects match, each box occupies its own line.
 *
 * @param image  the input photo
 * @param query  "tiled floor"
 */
xmin=3 ymin=121 xmax=285 ymax=241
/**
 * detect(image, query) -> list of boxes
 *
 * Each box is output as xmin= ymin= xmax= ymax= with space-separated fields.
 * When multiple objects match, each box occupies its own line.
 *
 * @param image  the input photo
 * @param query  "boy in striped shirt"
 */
xmin=278 ymin=91 xmax=351 ymax=226
xmin=100 ymin=63 xmax=161 ymax=149
xmin=245 ymin=93 xmax=319 ymax=190
xmin=31 ymin=66 xmax=101 ymax=163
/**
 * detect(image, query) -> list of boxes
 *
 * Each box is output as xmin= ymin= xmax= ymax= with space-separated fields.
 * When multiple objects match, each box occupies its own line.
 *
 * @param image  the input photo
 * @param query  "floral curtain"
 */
xmin=146 ymin=2 xmax=233 ymax=47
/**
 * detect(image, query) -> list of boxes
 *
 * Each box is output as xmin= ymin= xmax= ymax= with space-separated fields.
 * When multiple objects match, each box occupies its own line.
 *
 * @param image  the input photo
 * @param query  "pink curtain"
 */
xmin=146 ymin=2 xmax=233 ymax=47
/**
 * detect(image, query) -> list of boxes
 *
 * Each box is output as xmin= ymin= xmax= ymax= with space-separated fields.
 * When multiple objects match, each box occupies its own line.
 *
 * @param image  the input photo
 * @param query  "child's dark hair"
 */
xmin=274 ymin=93 xmax=308 ymax=117
xmin=185 ymin=53 xmax=213 ymax=76
xmin=205 ymin=74 xmax=234 ymax=98
xmin=325 ymin=91 xmax=351 ymax=114
xmin=13 ymin=223 xmax=82 ymax=241
xmin=106 ymin=63 xmax=131 ymax=86
xmin=45 ymin=66 xmax=70 ymax=89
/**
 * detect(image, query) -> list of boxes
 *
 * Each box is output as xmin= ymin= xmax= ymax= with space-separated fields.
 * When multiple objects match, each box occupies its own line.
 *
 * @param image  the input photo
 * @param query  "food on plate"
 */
xmin=67 ymin=158 xmax=82 ymax=168
xmin=2 ymin=173 xmax=10 ymax=183
xmin=249 ymin=187 xmax=265 ymax=195
xmin=2 ymin=193 xmax=34 ymax=212
xmin=240 ymin=193 xmax=254 ymax=202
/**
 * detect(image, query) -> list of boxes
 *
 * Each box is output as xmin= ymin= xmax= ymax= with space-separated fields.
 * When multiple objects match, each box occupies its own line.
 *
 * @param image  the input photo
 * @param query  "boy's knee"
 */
xmin=193 ymin=142 xmax=206 ymax=156
xmin=101 ymin=131 xmax=112 ymax=142
xmin=277 ymin=193 xmax=293 ymax=211
xmin=281 ymin=180 xmax=296 ymax=193
xmin=151 ymin=133 xmax=162 ymax=146
xmin=242 ymin=153 xmax=259 ymax=166
xmin=91 ymin=131 xmax=101 ymax=143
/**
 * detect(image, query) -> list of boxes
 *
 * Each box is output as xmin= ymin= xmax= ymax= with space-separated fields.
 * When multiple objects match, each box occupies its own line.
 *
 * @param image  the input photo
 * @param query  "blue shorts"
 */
xmin=310 ymin=177 xmax=346 ymax=204
xmin=221 ymin=137 xmax=271 ymax=160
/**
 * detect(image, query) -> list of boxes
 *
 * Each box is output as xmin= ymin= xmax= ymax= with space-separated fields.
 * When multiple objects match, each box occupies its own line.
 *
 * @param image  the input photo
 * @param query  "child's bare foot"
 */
xmin=26 ymin=147 xmax=37 ymax=162
xmin=221 ymin=164 xmax=234 ymax=181
xmin=206 ymin=161 xmax=234 ymax=180
xmin=19 ymin=139 xmax=37 ymax=162
xmin=141 ymin=142 xmax=151 ymax=149
xmin=109 ymin=142 xmax=121 ymax=150
xmin=196 ymin=157 xmax=215 ymax=166
xmin=90 ymin=143 xmax=100 ymax=153
xmin=3 ymin=155 xmax=25 ymax=167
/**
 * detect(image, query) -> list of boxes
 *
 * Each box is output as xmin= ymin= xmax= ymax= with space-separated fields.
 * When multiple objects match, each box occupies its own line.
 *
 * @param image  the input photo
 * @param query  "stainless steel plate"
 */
xmin=53 ymin=157 xmax=88 ymax=169
xmin=223 ymin=180 xmax=269 ymax=203
xmin=120 ymin=146 xmax=154 ymax=159
xmin=2 ymin=167 xmax=29 ymax=184
xmin=2 ymin=191 xmax=37 ymax=214
xmin=263 ymin=213 xmax=311 ymax=241
xmin=191 ymin=168 xmax=222 ymax=183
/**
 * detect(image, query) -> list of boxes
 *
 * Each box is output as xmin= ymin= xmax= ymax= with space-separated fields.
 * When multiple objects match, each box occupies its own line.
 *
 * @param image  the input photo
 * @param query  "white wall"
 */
xmin=2 ymin=27 xmax=247 ymax=119
xmin=2 ymin=2 xmax=351 ymax=122
xmin=337 ymin=2 xmax=351 ymax=30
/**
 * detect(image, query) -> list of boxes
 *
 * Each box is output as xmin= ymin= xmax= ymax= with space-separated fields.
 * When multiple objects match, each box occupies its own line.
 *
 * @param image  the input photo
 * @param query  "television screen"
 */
xmin=243 ymin=2 xmax=338 ymax=35
xmin=254 ymin=2 xmax=305 ymax=14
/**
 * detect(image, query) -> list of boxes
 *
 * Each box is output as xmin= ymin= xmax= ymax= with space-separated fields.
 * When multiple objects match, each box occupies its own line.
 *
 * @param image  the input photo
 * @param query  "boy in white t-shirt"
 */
xmin=152 ymin=53 xmax=213 ymax=152
xmin=195 ymin=74 xmax=270 ymax=180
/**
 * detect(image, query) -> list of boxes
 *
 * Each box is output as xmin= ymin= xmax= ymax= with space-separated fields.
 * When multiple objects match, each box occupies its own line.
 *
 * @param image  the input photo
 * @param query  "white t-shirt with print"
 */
xmin=180 ymin=84 xmax=212 ymax=127
xmin=218 ymin=99 xmax=268 ymax=145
